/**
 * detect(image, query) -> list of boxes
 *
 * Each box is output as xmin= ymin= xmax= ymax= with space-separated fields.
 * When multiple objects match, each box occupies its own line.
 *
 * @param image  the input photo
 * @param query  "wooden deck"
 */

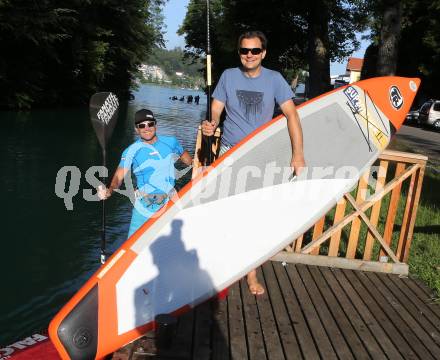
xmin=112 ymin=262 xmax=440 ymax=359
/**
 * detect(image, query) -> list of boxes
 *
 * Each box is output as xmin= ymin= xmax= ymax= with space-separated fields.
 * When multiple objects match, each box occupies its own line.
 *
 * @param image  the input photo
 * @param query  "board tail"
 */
xmin=353 ymin=76 xmax=420 ymax=131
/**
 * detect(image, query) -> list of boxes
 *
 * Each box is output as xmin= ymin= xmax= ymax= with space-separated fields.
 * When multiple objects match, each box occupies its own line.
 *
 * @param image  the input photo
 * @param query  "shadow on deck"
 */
xmin=113 ymin=262 xmax=440 ymax=359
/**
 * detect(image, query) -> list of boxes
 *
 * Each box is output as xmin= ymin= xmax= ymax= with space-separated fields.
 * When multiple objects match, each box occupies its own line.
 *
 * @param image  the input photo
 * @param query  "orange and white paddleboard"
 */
xmin=49 ymin=77 xmax=420 ymax=359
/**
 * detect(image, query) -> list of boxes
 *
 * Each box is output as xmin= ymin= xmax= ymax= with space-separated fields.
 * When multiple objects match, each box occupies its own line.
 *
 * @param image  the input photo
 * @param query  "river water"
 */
xmin=0 ymin=84 xmax=206 ymax=345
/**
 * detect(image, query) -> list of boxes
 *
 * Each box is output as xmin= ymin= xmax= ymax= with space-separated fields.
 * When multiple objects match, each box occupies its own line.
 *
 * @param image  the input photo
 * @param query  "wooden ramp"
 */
xmin=112 ymin=262 xmax=440 ymax=359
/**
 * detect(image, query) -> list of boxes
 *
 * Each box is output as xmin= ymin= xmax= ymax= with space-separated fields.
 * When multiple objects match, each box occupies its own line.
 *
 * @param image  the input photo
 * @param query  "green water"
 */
xmin=0 ymin=84 xmax=206 ymax=345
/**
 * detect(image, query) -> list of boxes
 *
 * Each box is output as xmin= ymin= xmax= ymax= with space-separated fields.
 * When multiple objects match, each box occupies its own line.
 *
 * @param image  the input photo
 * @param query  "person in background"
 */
xmin=98 ymin=109 xmax=192 ymax=237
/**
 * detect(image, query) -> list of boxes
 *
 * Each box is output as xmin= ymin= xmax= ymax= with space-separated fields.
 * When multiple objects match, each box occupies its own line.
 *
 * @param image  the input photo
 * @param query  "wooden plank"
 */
xmin=285 ymin=264 xmax=338 ymax=359
xmin=334 ymin=268 xmax=411 ymax=359
xmin=272 ymin=252 xmax=408 ymax=275
xmin=163 ymin=309 xmax=194 ymax=359
xmin=311 ymin=216 xmax=325 ymax=255
xmin=307 ymin=266 xmax=370 ymax=359
xmin=401 ymin=277 xmax=440 ymax=318
xmin=377 ymin=273 xmax=440 ymax=342
xmin=255 ymin=267 xmax=284 ymax=360
xmin=349 ymin=270 xmax=435 ymax=359
xmin=211 ymin=298 xmax=230 ymax=360
xmin=240 ymin=278 xmax=267 ymax=360
xmin=328 ymin=198 xmax=346 ymax=257
xmin=193 ymin=301 xmax=213 ymax=360
xmin=296 ymin=264 xmax=354 ymax=359
xmin=272 ymin=262 xmax=320 ymax=359
xmin=262 ymin=262 xmax=301 ymax=360
xmin=228 ymin=281 xmax=248 ymax=359
xmin=388 ymin=275 xmax=440 ymax=330
xmin=395 ymin=171 xmax=416 ymax=259
xmin=295 ymin=234 xmax=303 ymax=253
xmin=301 ymin=163 xmax=419 ymax=255
xmin=346 ymin=172 xmax=369 ymax=259
xmin=380 ymin=149 xmax=428 ymax=162
xmin=319 ymin=267 xmax=390 ymax=359
xmin=380 ymin=162 xmax=406 ymax=258
xmin=365 ymin=272 xmax=440 ymax=356
xmin=364 ymin=160 xmax=388 ymax=261
xmin=402 ymin=165 xmax=426 ymax=263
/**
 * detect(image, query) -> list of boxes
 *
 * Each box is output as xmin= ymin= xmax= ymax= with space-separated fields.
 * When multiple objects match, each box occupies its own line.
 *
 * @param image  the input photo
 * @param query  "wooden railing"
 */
xmin=191 ymin=127 xmax=427 ymax=275
xmin=272 ymin=150 xmax=428 ymax=275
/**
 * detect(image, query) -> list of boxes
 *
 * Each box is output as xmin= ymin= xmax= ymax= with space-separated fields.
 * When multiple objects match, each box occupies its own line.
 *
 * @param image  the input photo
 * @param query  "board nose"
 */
xmin=355 ymin=77 xmax=421 ymax=131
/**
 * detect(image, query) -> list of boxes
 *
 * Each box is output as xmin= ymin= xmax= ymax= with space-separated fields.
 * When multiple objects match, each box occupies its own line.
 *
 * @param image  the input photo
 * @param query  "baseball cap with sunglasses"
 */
xmin=135 ymin=108 xmax=156 ymax=124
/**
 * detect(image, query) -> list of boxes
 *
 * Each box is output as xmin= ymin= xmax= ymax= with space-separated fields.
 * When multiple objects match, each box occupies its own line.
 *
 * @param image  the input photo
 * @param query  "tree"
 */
xmin=306 ymin=0 xmax=332 ymax=97
xmin=376 ymin=0 xmax=402 ymax=76
xmin=397 ymin=0 xmax=440 ymax=100
xmin=0 ymin=0 xmax=166 ymax=109
xmin=179 ymin=0 xmax=369 ymax=97
xmin=361 ymin=0 xmax=440 ymax=100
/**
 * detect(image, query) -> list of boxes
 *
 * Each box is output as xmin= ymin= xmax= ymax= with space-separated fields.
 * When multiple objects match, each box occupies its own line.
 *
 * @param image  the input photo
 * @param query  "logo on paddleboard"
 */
xmin=389 ymin=86 xmax=403 ymax=110
xmin=343 ymin=86 xmax=362 ymax=113
xmin=73 ymin=327 xmax=93 ymax=349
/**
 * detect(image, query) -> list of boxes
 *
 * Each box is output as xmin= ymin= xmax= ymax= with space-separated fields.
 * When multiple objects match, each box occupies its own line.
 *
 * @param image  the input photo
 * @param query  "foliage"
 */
xmin=397 ymin=0 xmax=440 ymax=100
xmin=0 ymin=0 xmax=165 ymax=109
xmin=361 ymin=0 xmax=440 ymax=100
xmin=178 ymin=0 xmax=369 ymax=94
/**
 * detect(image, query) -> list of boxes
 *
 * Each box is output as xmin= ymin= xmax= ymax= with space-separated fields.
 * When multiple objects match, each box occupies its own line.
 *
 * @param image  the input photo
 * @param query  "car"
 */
xmin=405 ymin=109 xmax=420 ymax=126
xmin=418 ymin=100 xmax=440 ymax=130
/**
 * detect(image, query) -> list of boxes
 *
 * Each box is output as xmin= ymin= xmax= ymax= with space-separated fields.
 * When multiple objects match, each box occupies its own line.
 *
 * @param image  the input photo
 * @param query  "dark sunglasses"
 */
xmin=239 ymin=47 xmax=263 ymax=55
xmin=136 ymin=121 xmax=156 ymax=128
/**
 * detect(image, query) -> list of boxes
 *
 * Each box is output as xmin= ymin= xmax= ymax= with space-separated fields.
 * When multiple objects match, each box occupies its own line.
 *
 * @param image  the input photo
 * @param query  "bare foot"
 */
xmin=247 ymin=270 xmax=265 ymax=295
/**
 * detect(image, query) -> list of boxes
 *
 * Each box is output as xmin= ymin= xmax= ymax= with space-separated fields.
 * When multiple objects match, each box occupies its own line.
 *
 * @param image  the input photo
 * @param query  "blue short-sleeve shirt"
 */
xmin=212 ymin=67 xmax=294 ymax=147
xmin=118 ymin=135 xmax=184 ymax=194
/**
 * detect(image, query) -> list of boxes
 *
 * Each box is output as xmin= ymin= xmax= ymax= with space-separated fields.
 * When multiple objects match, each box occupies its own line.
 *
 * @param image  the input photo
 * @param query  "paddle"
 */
xmin=89 ymin=92 xmax=119 ymax=264
xmin=202 ymin=0 xmax=213 ymax=165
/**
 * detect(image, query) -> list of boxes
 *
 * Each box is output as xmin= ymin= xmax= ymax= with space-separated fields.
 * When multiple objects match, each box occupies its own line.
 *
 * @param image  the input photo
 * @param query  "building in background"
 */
xmin=346 ymin=57 xmax=364 ymax=83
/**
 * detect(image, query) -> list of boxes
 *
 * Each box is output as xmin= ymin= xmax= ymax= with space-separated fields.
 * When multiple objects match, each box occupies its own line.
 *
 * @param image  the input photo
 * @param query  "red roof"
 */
xmin=346 ymin=57 xmax=364 ymax=72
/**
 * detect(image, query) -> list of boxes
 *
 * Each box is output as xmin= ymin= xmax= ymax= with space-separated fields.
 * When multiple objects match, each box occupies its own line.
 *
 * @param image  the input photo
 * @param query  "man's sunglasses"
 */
xmin=136 ymin=121 xmax=156 ymax=129
xmin=239 ymin=47 xmax=263 ymax=55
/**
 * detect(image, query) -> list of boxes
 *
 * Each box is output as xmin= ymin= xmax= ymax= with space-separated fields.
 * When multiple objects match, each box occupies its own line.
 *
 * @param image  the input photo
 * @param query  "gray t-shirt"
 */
xmin=212 ymin=66 xmax=294 ymax=147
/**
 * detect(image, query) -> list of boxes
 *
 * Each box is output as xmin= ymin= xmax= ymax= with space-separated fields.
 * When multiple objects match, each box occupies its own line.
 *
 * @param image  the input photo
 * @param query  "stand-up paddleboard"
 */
xmin=49 ymin=77 xmax=420 ymax=359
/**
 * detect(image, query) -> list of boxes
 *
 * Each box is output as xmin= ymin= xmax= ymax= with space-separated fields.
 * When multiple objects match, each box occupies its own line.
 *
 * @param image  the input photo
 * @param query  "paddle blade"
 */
xmin=89 ymin=92 xmax=119 ymax=150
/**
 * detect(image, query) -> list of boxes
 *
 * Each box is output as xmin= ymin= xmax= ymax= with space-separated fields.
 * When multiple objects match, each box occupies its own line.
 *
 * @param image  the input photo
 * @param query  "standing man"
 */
xmin=202 ymin=30 xmax=305 ymax=295
xmin=99 ymin=109 xmax=192 ymax=237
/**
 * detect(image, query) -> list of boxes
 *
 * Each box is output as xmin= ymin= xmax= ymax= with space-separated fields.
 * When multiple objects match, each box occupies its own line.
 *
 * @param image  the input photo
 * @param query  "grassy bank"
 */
xmin=407 ymin=169 xmax=440 ymax=297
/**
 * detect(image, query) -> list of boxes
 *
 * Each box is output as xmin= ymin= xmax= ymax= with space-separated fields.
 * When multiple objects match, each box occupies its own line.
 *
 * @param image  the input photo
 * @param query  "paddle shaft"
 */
xmin=101 ymin=149 xmax=107 ymax=264
xmin=205 ymin=0 xmax=213 ymax=165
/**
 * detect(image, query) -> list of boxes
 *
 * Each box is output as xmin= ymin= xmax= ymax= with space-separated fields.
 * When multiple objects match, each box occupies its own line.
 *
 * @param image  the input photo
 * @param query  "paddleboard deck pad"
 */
xmin=49 ymin=77 xmax=420 ymax=359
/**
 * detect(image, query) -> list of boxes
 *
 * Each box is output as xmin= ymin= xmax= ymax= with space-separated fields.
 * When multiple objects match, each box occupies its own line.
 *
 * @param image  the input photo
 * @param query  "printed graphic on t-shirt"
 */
xmin=236 ymin=90 xmax=264 ymax=121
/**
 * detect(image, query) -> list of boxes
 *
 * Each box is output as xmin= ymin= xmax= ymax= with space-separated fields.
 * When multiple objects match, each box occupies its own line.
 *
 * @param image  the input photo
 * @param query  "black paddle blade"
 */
xmin=89 ymin=92 xmax=119 ymax=150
